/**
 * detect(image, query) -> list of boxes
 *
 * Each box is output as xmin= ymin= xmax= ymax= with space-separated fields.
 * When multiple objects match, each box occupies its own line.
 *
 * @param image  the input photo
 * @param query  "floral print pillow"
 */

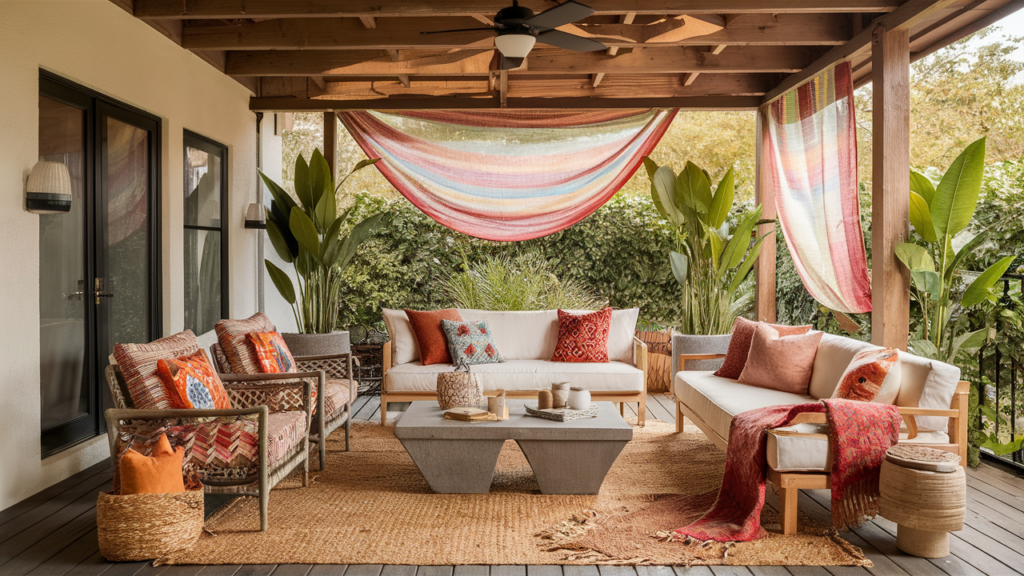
xmin=440 ymin=319 xmax=505 ymax=367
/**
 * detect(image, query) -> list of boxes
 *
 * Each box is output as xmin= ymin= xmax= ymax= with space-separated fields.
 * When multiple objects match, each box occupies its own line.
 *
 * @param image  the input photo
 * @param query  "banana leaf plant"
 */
xmin=896 ymin=137 xmax=1014 ymax=363
xmin=260 ymin=149 xmax=389 ymax=334
xmin=643 ymin=158 xmax=774 ymax=335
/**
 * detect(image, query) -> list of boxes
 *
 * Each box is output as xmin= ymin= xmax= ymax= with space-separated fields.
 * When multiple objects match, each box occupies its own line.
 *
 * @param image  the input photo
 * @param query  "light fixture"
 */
xmin=244 ymin=202 xmax=266 ymax=229
xmin=26 ymin=161 xmax=72 ymax=214
xmin=494 ymin=32 xmax=536 ymax=59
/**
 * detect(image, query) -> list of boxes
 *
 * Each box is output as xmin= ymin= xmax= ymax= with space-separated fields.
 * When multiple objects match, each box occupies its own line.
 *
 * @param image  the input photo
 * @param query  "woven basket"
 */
xmin=97 ymin=488 xmax=204 ymax=561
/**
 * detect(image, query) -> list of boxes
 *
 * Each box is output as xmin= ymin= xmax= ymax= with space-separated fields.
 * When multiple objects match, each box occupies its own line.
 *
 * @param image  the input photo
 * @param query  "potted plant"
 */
xmin=643 ymin=158 xmax=773 ymax=370
xmin=896 ymin=137 xmax=1014 ymax=363
xmin=260 ymin=149 xmax=389 ymax=355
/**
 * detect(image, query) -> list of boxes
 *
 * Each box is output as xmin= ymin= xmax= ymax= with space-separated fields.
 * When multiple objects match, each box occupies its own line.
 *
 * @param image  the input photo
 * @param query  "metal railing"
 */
xmin=976 ymin=273 xmax=1024 ymax=469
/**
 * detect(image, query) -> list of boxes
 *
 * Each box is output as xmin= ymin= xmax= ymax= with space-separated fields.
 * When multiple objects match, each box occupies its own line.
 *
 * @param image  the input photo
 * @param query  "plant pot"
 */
xmin=671 ymin=333 xmax=732 ymax=374
xmin=281 ymin=331 xmax=351 ymax=358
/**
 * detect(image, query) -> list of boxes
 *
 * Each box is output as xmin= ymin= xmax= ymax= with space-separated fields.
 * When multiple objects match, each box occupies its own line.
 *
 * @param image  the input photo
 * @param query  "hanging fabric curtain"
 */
xmin=339 ymin=109 xmax=677 ymax=241
xmin=760 ymin=62 xmax=872 ymax=314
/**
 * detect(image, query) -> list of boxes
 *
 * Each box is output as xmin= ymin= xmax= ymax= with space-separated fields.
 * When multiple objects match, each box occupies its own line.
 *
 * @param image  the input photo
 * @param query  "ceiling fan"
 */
xmin=421 ymin=1 xmax=607 ymax=70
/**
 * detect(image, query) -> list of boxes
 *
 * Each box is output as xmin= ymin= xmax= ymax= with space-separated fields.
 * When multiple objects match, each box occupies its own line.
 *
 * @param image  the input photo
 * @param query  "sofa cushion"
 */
xmin=114 ymin=330 xmax=200 ymax=410
xmin=406 ymin=308 xmax=463 ymax=365
xmin=896 ymin=351 xmax=961 ymax=432
xmin=737 ymin=324 xmax=823 ymax=394
xmin=715 ymin=317 xmax=811 ymax=379
xmin=383 ymin=308 xmax=420 ymax=365
xmin=215 ymin=313 xmax=276 ymax=375
xmin=156 ymin=349 xmax=231 ymax=410
xmin=766 ymin=422 xmax=950 ymax=472
xmin=808 ymin=333 xmax=878 ymax=399
xmin=673 ymin=371 xmax=814 ymax=442
xmin=267 ymin=411 xmax=307 ymax=467
xmin=832 ymin=347 xmax=901 ymax=404
xmin=386 ymin=359 xmax=643 ymax=393
xmin=441 ymin=319 xmax=505 ymax=366
xmin=246 ymin=330 xmax=296 ymax=374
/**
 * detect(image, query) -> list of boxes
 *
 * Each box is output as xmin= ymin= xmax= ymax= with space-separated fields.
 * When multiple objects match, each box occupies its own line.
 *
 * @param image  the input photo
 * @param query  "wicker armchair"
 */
xmin=210 ymin=344 xmax=356 ymax=470
xmin=104 ymin=364 xmax=314 ymax=531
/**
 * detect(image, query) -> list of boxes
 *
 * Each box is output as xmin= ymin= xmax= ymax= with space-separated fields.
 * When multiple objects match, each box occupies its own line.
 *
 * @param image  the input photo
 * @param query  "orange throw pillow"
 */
xmin=833 ymin=347 xmax=902 ymax=404
xmin=157 ymin=350 xmax=231 ymax=410
xmin=714 ymin=317 xmax=812 ymax=379
xmin=406 ymin=308 xmax=463 ymax=365
xmin=737 ymin=323 xmax=823 ymax=394
xmin=246 ymin=331 xmax=296 ymax=373
xmin=119 ymin=434 xmax=186 ymax=495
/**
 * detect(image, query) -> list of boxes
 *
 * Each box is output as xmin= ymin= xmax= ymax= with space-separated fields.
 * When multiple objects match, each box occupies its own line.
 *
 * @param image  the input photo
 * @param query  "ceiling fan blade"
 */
xmin=535 ymin=29 xmax=606 ymax=52
xmin=500 ymin=56 xmax=525 ymax=70
xmin=522 ymin=1 xmax=594 ymax=30
xmin=420 ymin=27 xmax=498 ymax=35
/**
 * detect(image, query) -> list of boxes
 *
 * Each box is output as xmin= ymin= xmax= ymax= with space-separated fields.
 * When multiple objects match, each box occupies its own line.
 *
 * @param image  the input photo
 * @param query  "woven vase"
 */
xmin=436 ymin=370 xmax=484 ymax=409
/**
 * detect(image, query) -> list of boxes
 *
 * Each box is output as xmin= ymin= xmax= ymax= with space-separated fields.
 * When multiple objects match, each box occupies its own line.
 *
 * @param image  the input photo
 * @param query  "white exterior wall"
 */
xmin=0 ymin=0 xmax=263 ymax=510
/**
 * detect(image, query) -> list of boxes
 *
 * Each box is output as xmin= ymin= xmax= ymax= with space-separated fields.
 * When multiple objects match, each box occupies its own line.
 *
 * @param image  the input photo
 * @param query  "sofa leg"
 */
xmin=638 ymin=395 xmax=646 ymax=427
xmin=619 ymin=402 xmax=624 ymax=417
xmin=780 ymin=485 xmax=799 ymax=535
xmin=676 ymin=399 xmax=683 ymax=433
xmin=345 ymin=412 xmax=351 ymax=452
xmin=381 ymin=396 xmax=388 ymax=426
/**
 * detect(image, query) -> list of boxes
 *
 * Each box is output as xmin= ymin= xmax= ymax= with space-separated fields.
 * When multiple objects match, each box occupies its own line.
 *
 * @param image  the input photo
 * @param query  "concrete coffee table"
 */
xmin=394 ymin=400 xmax=632 ymax=494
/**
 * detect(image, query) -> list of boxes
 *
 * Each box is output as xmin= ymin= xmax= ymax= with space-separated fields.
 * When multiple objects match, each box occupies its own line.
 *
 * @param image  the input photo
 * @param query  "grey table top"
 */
xmin=394 ymin=400 xmax=633 ymax=441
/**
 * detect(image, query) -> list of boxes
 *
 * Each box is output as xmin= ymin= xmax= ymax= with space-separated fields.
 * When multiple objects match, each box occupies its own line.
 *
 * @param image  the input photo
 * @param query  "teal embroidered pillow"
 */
xmin=440 ymin=319 xmax=505 ymax=366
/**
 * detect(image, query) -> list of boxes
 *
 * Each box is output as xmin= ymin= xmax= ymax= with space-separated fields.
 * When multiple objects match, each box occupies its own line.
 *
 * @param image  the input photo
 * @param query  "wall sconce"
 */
xmin=244 ymin=202 xmax=266 ymax=229
xmin=26 ymin=161 xmax=72 ymax=214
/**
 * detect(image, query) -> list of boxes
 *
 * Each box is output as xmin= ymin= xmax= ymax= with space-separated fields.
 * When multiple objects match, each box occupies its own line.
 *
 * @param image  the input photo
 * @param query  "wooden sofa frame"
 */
xmin=674 ymin=353 xmax=970 ymax=535
xmin=379 ymin=337 xmax=648 ymax=426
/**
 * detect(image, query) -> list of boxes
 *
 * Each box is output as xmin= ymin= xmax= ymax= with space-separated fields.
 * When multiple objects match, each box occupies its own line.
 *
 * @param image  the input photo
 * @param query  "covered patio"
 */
xmin=2 ymin=0 xmax=1023 ymax=574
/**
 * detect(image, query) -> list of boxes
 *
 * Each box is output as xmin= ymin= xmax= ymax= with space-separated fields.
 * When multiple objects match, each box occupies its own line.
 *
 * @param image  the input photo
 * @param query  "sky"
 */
xmin=981 ymin=9 xmax=1024 ymax=60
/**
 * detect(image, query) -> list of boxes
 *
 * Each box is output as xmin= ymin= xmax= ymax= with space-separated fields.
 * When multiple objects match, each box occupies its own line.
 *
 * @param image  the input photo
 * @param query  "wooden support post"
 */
xmin=323 ymin=111 xmax=337 ymax=178
xmin=870 ymin=23 xmax=911 ymax=350
xmin=753 ymin=111 xmax=777 ymax=323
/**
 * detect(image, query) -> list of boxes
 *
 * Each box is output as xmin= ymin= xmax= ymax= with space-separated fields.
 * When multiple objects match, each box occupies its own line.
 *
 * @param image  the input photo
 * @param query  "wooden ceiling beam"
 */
xmin=226 ymin=46 xmax=820 ymax=76
xmin=137 ymin=0 xmax=903 ymax=19
xmin=249 ymin=95 xmax=763 ymax=111
xmin=258 ymin=73 xmax=774 ymax=100
xmin=181 ymin=13 xmax=851 ymax=50
xmin=762 ymin=0 xmax=960 ymax=103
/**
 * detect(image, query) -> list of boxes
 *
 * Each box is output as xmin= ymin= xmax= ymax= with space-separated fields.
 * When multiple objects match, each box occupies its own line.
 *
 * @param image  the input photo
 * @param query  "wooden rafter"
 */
xmin=228 ymin=46 xmax=820 ymax=76
xmin=249 ymin=95 xmax=763 ymax=111
xmin=133 ymin=0 xmax=904 ymax=19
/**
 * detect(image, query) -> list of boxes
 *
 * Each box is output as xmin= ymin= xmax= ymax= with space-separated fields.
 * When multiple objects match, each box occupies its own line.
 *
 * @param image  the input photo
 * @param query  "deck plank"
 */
xmin=305 ymin=565 xmax=345 ymax=576
xmin=527 ymin=567 xmax=563 ymax=576
xmin=0 ymin=470 xmax=111 ymax=544
xmin=453 ymin=566 xmax=489 ymax=576
xmin=196 ymin=565 xmax=243 ymax=575
xmin=0 ymin=461 xmax=111 ymax=530
xmin=272 ymin=566 xmax=313 ymax=576
xmin=490 ymin=566 xmax=526 ymax=576
xmin=381 ymin=567 xmax=417 ymax=576
xmin=66 ymin=550 xmax=111 ymax=576
xmin=644 ymin=396 xmax=674 ymax=423
xmin=418 ymin=567 xmax=455 ymax=576
xmin=25 ymin=527 xmax=100 ymax=576
xmin=235 ymin=566 xmax=277 ymax=576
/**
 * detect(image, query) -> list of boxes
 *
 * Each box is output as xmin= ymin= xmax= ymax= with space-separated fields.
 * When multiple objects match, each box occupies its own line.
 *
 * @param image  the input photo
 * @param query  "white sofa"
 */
xmin=381 ymin=308 xmax=648 ymax=425
xmin=673 ymin=331 xmax=968 ymax=534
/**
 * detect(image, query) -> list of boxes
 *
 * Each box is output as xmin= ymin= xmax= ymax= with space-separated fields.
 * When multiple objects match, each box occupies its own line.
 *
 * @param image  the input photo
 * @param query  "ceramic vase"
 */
xmin=436 ymin=370 xmax=484 ymax=410
xmin=568 ymin=387 xmax=591 ymax=411
xmin=551 ymin=382 xmax=571 ymax=409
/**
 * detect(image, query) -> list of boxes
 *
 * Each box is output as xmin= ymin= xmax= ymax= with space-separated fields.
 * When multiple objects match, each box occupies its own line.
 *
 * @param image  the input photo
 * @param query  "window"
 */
xmin=183 ymin=132 xmax=229 ymax=335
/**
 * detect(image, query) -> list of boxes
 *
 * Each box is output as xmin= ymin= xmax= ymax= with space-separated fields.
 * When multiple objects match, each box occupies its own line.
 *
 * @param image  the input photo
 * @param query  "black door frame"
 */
xmin=182 ymin=130 xmax=230 ymax=331
xmin=39 ymin=71 xmax=162 ymax=458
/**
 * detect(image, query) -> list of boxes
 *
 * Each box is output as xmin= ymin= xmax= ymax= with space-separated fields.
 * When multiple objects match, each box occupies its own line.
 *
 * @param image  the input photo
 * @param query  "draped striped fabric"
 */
xmin=339 ymin=109 xmax=677 ymax=241
xmin=761 ymin=62 xmax=872 ymax=314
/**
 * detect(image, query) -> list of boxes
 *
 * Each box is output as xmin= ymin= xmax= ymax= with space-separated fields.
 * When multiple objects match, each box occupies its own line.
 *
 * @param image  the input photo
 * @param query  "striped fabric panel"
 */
xmin=215 ymin=313 xmax=276 ymax=375
xmin=266 ymin=411 xmax=307 ymax=466
xmin=761 ymin=62 xmax=872 ymax=314
xmin=324 ymin=380 xmax=355 ymax=418
xmin=339 ymin=108 xmax=677 ymax=241
xmin=113 ymin=330 xmax=200 ymax=411
xmin=168 ymin=418 xmax=260 ymax=471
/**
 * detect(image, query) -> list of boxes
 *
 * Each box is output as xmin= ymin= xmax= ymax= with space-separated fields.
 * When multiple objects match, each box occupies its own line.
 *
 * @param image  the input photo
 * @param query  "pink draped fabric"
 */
xmin=339 ymin=109 xmax=677 ymax=241
xmin=761 ymin=62 xmax=872 ymax=314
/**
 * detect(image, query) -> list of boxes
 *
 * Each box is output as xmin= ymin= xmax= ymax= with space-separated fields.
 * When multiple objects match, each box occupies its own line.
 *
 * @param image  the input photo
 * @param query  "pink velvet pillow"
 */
xmin=737 ymin=323 xmax=823 ymax=394
xmin=714 ymin=317 xmax=812 ymax=379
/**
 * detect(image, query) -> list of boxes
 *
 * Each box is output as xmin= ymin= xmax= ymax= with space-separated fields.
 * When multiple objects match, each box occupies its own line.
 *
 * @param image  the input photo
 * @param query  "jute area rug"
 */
xmin=164 ymin=418 xmax=869 ymax=567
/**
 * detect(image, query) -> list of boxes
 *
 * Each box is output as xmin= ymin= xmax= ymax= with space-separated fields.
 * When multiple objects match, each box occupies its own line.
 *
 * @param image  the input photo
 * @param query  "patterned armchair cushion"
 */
xmin=266 ymin=411 xmax=308 ymax=466
xmin=215 ymin=313 xmax=276 ymax=374
xmin=324 ymin=379 xmax=355 ymax=418
xmin=114 ymin=330 xmax=200 ymax=410
xmin=157 ymin=349 xmax=232 ymax=410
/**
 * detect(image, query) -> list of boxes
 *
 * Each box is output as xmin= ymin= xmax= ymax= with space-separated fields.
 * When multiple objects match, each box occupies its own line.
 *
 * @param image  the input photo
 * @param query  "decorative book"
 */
xmin=524 ymin=404 xmax=599 ymax=422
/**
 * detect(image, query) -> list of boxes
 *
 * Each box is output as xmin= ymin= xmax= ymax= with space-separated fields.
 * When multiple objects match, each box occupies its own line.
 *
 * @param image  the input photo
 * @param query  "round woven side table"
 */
xmin=878 ymin=445 xmax=966 ymax=558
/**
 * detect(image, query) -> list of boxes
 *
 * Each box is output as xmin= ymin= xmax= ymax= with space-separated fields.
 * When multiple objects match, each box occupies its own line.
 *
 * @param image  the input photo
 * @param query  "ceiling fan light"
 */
xmin=495 ymin=33 xmax=536 ymax=59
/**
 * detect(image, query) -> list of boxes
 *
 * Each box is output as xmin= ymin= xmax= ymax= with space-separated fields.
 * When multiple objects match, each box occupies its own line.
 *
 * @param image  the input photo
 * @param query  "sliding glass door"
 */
xmin=39 ymin=74 xmax=161 ymax=457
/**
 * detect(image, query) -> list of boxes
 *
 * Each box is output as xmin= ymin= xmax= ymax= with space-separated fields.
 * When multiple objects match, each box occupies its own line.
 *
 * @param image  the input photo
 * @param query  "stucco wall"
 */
xmin=0 ymin=0 xmax=262 ymax=510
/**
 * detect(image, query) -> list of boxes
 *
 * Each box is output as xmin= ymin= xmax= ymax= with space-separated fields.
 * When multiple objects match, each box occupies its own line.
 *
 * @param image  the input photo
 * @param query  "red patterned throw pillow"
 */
xmin=246 ymin=331 xmax=296 ymax=374
xmin=552 ymin=308 xmax=613 ymax=363
xmin=157 ymin=349 xmax=232 ymax=410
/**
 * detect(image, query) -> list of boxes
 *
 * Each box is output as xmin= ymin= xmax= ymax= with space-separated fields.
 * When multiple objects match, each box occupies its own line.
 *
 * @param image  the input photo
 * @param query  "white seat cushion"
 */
xmin=386 ymin=359 xmax=644 ymax=393
xmin=673 ymin=371 xmax=814 ymax=441
xmin=767 ymin=423 xmax=950 ymax=472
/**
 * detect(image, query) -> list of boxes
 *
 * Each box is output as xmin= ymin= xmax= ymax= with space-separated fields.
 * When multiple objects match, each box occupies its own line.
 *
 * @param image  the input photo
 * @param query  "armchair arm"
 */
xmin=104 ymin=406 xmax=268 ymax=463
xmin=678 ymin=353 xmax=727 ymax=371
xmin=785 ymin=405 xmax=961 ymax=441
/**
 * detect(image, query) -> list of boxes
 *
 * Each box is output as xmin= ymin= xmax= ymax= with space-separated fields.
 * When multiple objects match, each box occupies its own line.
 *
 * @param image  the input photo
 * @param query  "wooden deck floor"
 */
xmin=3 ymin=393 xmax=1024 ymax=576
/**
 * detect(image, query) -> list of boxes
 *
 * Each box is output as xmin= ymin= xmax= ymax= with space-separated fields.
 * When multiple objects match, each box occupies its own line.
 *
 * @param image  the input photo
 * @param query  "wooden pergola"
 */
xmin=116 ymin=0 xmax=1023 ymax=349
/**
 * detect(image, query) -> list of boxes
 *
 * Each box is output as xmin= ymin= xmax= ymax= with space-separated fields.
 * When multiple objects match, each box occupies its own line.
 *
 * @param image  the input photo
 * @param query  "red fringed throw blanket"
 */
xmin=674 ymin=399 xmax=901 ymax=542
